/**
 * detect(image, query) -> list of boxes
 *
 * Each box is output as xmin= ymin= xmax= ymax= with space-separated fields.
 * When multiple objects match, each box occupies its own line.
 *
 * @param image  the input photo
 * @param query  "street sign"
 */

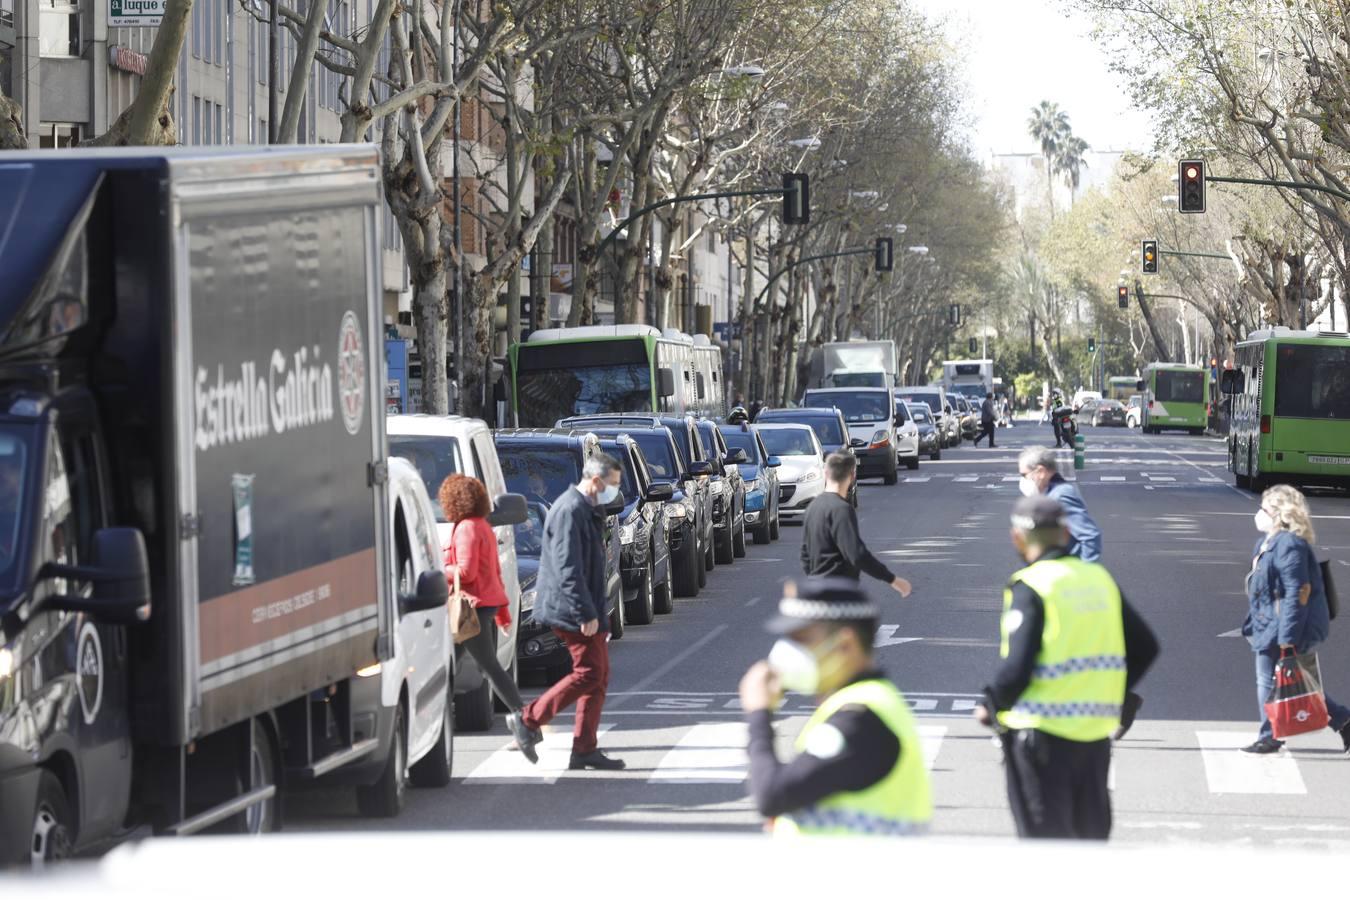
xmin=109 ymin=0 xmax=167 ymax=26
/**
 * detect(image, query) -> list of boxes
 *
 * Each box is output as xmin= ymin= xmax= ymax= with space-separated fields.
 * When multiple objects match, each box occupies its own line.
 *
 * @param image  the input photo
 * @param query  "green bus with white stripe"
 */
xmin=1139 ymin=363 xmax=1209 ymax=434
xmin=1224 ymin=328 xmax=1350 ymax=490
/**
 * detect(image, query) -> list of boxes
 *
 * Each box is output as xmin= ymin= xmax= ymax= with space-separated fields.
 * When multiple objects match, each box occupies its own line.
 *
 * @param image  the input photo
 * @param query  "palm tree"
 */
xmin=1056 ymin=135 xmax=1091 ymax=206
xmin=1027 ymin=101 xmax=1070 ymax=220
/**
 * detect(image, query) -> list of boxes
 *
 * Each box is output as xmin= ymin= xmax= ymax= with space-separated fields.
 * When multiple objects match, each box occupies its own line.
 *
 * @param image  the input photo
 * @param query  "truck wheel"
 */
xmin=673 ymin=541 xmax=700 ymax=597
xmin=357 ymin=703 xmax=407 ymax=818
xmin=455 ymin=679 xmax=494 ymax=733
xmin=30 ymin=771 xmax=74 ymax=867
xmin=410 ymin=678 xmax=454 ymax=789
xmin=654 ymin=563 xmax=675 ymax=614
xmin=608 ymin=580 xmax=626 ymax=639
xmin=732 ymin=514 xmax=747 ymax=558
xmin=626 ymin=562 xmax=656 ymax=625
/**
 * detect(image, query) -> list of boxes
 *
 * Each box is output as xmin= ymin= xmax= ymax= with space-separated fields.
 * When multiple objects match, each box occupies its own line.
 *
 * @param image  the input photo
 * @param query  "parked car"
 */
xmin=893 ymin=399 xmax=922 ymax=469
xmin=388 ymin=415 xmax=529 ymax=732
xmin=494 ymin=428 xmax=626 ymax=672
xmin=801 ymin=386 xmax=900 ymax=485
xmin=560 ymin=418 xmax=705 ymax=598
xmin=595 ymin=434 xmax=675 ymax=626
xmin=756 ymin=423 xmax=826 ymax=521
xmin=895 ymin=385 xmax=956 ymax=448
xmin=1077 ymin=398 xmax=1128 ymax=427
xmin=1072 ymin=389 xmax=1103 ymax=411
xmin=752 ymin=407 xmax=857 ymax=506
xmin=720 ymin=422 xmax=782 ymax=543
xmin=1126 ymin=394 xmax=1144 ymax=428
xmin=954 ymin=395 xmax=979 ymax=440
xmin=694 ymin=418 xmax=748 ymax=562
xmin=908 ymin=401 xmax=942 ymax=460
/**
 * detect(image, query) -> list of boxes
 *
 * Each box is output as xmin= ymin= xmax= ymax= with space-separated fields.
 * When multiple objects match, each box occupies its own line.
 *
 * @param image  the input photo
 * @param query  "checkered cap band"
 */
xmin=778 ymin=597 xmax=880 ymax=621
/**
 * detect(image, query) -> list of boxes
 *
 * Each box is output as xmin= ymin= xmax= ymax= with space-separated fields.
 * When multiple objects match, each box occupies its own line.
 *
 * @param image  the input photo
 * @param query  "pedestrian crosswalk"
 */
xmin=902 ymin=471 xmax=1232 ymax=487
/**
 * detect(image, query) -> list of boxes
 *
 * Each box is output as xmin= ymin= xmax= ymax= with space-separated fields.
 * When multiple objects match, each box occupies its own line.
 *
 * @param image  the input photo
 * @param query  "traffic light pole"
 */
xmin=1208 ymin=174 xmax=1350 ymax=205
xmin=1158 ymin=248 xmax=1231 ymax=261
xmin=595 ymin=187 xmax=786 ymax=259
xmin=750 ymin=246 xmax=876 ymax=309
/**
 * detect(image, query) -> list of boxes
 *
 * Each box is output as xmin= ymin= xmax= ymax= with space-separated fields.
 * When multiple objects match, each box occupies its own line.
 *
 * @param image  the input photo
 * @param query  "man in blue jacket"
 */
xmin=1017 ymin=446 xmax=1102 ymax=563
xmin=515 ymin=453 xmax=626 ymax=770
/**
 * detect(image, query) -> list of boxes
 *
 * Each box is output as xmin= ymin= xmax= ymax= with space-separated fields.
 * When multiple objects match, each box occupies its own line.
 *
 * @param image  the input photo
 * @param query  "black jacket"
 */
xmin=980 ymin=397 xmax=995 ymax=423
xmin=800 ymin=492 xmax=895 ymax=583
xmin=533 ymin=486 xmax=609 ymax=632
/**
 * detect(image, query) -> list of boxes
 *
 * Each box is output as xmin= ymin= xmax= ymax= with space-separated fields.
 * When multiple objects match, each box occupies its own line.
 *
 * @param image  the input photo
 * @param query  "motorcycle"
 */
xmin=1053 ymin=404 xmax=1077 ymax=443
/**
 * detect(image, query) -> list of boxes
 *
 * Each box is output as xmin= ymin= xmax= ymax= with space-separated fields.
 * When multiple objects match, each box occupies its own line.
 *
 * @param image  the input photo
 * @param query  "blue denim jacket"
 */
xmin=1243 ymin=530 xmax=1330 ymax=652
xmin=1046 ymin=475 xmax=1102 ymax=563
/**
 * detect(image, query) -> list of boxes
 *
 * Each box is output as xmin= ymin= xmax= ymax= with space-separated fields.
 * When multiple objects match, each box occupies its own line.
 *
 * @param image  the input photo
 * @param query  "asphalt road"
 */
xmin=292 ymin=421 xmax=1350 ymax=846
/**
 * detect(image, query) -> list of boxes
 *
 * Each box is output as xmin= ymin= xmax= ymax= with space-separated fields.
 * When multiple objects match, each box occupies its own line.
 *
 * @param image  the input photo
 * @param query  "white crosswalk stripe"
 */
xmin=1196 ymin=730 xmax=1307 ymax=794
xmin=649 ymin=722 xmax=748 ymax=783
xmin=463 ymin=726 xmax=615 ymax=783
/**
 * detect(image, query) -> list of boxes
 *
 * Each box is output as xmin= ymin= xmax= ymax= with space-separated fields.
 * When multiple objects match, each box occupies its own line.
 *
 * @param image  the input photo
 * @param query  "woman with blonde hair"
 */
xmin=1240 ymin=484 xmax=1350 ymax=754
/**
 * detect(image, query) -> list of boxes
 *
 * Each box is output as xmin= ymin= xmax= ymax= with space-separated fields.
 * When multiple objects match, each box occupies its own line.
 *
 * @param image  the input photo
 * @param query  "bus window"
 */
xmin=515 ymin=338 xmax=652 ymax=424
xmin=1154 ymin=370 xmax=1204 ymax=403
xmin=1275 ymin=344 xmax=1350 ymax=419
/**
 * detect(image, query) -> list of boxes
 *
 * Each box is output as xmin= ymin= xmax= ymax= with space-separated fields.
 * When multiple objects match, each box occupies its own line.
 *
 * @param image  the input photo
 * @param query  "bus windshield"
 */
xmin=1154 ymin=370 xmax=1204 ymax=404
xmin=515 ymin=339 xmax=653 ymax=425
xmin=1275 ymin=344 xmax=1350 ymax=419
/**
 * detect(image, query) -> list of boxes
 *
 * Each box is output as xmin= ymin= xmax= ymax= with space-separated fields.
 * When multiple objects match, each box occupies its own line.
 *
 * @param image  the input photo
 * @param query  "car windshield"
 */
xmin=898 ymin=392 xmax=941 ymax=414
xmin=1154 ymin=370 xmax=1204 ymax=404
xmin=758 ymin=428 xmax=816 ymax=456
xmin=1275 ymin=344 xmax=1350 ymax=419
xmin=756 ymin=412 xmax=844 ymax=447
xmin=909 ymin=406 xmax=932 ymax=424
xmin=499 ymin=447 xmax=581 ymax=508
xmin=629 ymin=433 xmax=678 ymax=479
xmin=513 ymin=502 xmax=547 ymax=558
xmin=389 ymin=435 xmax=462 ymax=522
xmin=1100 ymin=400 xmax=1125 ymax=410
xmin=0 ymin=428 xmax=33 ymax=598
xmin=721 ymin=429 xmax=762 ymax=464
xmin=803 ymin=392 xmax=889 ymax=423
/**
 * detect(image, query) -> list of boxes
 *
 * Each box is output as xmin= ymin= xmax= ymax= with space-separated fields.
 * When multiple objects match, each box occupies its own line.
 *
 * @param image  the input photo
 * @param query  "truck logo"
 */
xmin=338 ymin=311 xmax=366 ymax=436
xmin=77 ymin=622 xmax=104 ymax=725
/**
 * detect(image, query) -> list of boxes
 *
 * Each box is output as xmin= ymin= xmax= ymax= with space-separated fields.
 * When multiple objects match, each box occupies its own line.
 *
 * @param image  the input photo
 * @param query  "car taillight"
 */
xmin=1260 ymin=415 xmax=1271 ymax=434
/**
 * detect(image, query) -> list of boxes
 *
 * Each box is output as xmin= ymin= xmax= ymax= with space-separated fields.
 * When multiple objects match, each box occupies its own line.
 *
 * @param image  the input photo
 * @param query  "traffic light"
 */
xmin=874 ymin=237 xmax=894 ymax=272
xmin=1117 ymin=284 xmax=1129 ymax=309
xmin=968 ymin=337 xmax=977 ymax=355
xmin=1142 ymin=239 xmax=1158 ymax=274
xmin=1088 ymin=336 xmax=1097 ymax=353
xmin=949 ymin=303 xmax=961 ymax=326
xmin=1179 ymin=159 xmax=1206 ymax=213
xmin=782 ymin=173 xmax=810 ymax=224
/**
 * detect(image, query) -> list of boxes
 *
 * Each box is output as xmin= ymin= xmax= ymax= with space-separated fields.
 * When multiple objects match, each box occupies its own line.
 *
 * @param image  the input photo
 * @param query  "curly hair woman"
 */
xmin=1241 ymin=484 xmax=1350 ymax=754
xmin=440 ymin=474 xmax=536 ymax=758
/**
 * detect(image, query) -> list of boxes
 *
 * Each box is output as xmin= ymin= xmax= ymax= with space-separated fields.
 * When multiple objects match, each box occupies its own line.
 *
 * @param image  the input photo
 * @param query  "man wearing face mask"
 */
xmin=974 ymin=496 xmax=1159 ymax=840
xmin=517 ymin=453 xmax=627 ymax=770
xmin=739 ymin=577 xmax=932 ymax=836
xmin=1016 ymin=446 xmax=1102 ymax=564
xmin=801 ymin=453 xmax=912 ymax=597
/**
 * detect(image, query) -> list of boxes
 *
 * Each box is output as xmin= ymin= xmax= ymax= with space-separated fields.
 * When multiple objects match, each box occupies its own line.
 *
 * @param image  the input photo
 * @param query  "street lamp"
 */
xmin=907 ymin=245 xmax=930 ymax=256
xmin=723 ymin=63 xmax=766 ymax=78
xmin=788 ymin=137 xmax=821 ymax=149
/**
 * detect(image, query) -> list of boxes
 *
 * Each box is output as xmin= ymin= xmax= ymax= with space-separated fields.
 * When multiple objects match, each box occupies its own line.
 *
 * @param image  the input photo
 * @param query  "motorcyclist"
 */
xmin=1050 ymin=390 xmax=1070 ymax=448
xmin=727 ymin=406 xmax=751 ymax=425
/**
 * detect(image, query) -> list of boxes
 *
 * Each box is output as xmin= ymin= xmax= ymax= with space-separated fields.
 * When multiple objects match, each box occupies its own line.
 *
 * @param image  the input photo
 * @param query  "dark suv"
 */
xmin=493 ymin=429 xmax=626 ymax=678
xmin=753 ymin=406 xmax=857 ymax=506
xmin=719 ymin=422 xmax=782 ymax=544
xmin=694 ymin=419 xmax=746 ymax=562
xmin=559 ymin=414 xmax=715 ymax=588
xmin=595 ymin=434 xmax=675 ymax=627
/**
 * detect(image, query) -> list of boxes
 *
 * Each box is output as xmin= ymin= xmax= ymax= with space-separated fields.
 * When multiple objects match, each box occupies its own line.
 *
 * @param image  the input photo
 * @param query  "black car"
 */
xmin=753 ymin=406 xmax=858 ymax=506
xmin=1077 ymin=398 xmax=1128 ymax=427
xmin=719 ymin=422 xmax=782 ymax=544
xmin=694 ymin=419 xmax=747 ymax=562
xmin=595 ymin=435 xmax=675 ymax=627
xmin=493 ymin=429 xmax=626 ymax=678
xmin=559 ymin=414 xmax=715 ymax=584
xmin=560 ymin=420 xmax=705 ymax=599
xmin=907 ymin=401 xmax=942 ymax=460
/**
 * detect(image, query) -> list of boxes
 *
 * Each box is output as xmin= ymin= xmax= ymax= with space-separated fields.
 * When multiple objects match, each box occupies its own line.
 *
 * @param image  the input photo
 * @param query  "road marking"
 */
xmin=1197 ymin=731 xmax=1307 ymax=794
xmin=905 ymin=476 xmax=931 ymax=483
xmin=1146 ymin=474 xmax=1176 ymax=482
xmin=1002 ymin=475 xmax=1021 ymax=482
xmin=1218 ymin=627 xmax=1244 ymax=638
xmin=648 ymin=722 xmax=748 ymax=783
xmin=918 ymin=725 xmax=947 ymax=771
xmin=1200 ymin=477 xmax=1224 ymax=483
xmin=464 ymin=726 xmax=615 ymax=783
xmin=953 ymin=475 xmax=978 ymax=483
xmin=608 ymin=625 xmax=729 ymax=708
xmin=1100 ymin=476 xmax=1126 ymax=482
xmin=875 ymin=625 xmax=923 ymax=648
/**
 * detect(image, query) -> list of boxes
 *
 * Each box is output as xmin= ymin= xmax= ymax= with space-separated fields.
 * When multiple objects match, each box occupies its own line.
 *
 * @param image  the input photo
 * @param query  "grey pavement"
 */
xmin=290 ymin=422 xmax=1350 ymax=846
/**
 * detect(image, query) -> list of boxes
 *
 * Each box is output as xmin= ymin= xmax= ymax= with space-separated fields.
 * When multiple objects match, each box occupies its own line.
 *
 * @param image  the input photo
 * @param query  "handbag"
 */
xmin=1264 ymin=651 xmax=1329 ymax=740
xmin=1320 ymin=559 xmax=1339 ymax=621
xmin=446 ymin=523 xmax=482 ymax=645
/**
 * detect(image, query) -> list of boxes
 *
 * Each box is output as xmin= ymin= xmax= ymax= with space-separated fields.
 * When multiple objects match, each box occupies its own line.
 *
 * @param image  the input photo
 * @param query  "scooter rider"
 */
xmin=1050 ymin=391 xmax=1071 ymax=448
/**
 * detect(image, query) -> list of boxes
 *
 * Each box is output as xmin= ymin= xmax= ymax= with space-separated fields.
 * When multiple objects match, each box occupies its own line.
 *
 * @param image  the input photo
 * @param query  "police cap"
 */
xmin=1010 ymin=494 xmax=1066 ymax=532
xmin=765 ymin=576 xmax=879 ymax=634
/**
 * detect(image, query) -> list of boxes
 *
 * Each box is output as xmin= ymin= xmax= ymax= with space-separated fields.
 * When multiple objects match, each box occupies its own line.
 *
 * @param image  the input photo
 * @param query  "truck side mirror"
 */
xmin=40 ymin=527 xmax=152 ymax=625
xmin=658 ymin=367 xmax=676 ymax=398
xmin=400 ymin=570 xmax=450 ymax=617
xmin=1220 ymin=370 xmax=1244 ymax=395
xmin=488 ymin=492 xmax=529 ymax=527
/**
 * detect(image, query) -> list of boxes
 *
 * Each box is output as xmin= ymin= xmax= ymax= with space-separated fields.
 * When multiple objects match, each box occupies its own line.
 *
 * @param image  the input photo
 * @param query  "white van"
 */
xmin=387 ymin=416 xmax=528 ymax=732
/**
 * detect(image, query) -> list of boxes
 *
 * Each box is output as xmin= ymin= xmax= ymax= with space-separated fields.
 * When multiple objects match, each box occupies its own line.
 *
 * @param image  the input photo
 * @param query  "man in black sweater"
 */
xmin=801 ymin=452 xmax=912 ymax=597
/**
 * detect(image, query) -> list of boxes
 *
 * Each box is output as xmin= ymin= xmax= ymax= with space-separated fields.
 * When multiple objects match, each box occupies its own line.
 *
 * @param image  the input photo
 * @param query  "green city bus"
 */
xmin=1225 ymin=328 xmax=1350 ymax=490
xmin=1105 ymin=376 xmax=1137 ymax=402
xmin=509 ymin=324 xmax=726 ymax=427
xmin=1139 ymin=363 xmax=1209 ymax=434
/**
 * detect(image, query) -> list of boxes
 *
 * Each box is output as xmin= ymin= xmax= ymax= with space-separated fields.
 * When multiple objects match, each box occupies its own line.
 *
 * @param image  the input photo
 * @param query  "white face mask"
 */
xmin=1018 ymin=476 xmax=1039 ymax=498
xmin=597 ymin=482 xmax=621 ymax=506
xmin=1255 ymin=508 xmax=1275 ymax=534
xmin=767 ymin=638 xmax=821 ymax=694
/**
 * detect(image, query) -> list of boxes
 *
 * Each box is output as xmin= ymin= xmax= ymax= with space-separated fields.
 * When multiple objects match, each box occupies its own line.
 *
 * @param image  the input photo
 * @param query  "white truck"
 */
xmin=806 ymin=340 xmax=899 ymax=389
xmin=942 ymin=359 xmax=994 ymax=404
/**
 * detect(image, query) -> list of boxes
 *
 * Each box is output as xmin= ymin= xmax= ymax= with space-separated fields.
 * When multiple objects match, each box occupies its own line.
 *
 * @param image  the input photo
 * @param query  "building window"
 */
xmin=38 ymin=123 xmax=82 ymax=148
xmin=707 ymin=229 xmax=716 ymax=253
xmin=1 ymin=0 xmax=15 ymax=27
xmin=193 ymin=97 xmax=202 ymax=145
xmin=39 ymin=0 xmax=80 ymax=57
xmin=214 ymin=0 xmax=224 ymax=65
xmin=215 ymin=103 xmax=223 ymax=146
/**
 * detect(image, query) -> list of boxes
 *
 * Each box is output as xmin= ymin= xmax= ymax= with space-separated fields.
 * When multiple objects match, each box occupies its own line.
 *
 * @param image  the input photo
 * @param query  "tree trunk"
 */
xmin=1135 ymin=287 xmax=1170 ymax=361
xmin=0 ymin=86 xmax=26 ymax=149
xmin=92 ymin=0 xmax=193 ymax=146
xmin=277 ymin=0 xmax=329 ymax=144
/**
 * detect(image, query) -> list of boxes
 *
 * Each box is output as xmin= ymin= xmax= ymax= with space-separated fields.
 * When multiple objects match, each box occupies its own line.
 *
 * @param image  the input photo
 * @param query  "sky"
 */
xmin=909 ymin=0 xmax=1155 ymax=157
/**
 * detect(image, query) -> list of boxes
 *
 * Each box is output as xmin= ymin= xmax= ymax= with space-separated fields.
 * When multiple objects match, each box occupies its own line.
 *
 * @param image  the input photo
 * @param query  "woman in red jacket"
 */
xmin=440 ymin=474 xmax=535 ymax=756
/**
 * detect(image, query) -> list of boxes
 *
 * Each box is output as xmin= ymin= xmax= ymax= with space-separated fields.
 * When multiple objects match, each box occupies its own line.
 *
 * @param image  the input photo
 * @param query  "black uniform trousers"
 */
xmin=974 ymin=420 xmax=996 ymax=447
xmin=1003 ymin=729 xmax=1112 ymax=840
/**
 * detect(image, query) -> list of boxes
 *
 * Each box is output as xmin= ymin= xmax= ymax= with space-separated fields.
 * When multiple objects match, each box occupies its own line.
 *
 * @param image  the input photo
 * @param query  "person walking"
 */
xmin=739 ymin=576 xmax=932 ymax=836
xmin=1239 ymin=485 xmax=1350 ymax=755
xmin=973 ymin=392 xmax=997 ymax=447
xmin=1017 ymin=446 xmax=1102 ymax=563
xmin=440 ymin=475 xmax=536 ymax=754
xmin=801 ymin=452 xmax=912 ymax=597
xmin=975 ymin=495 xmax=1159 ymax=840
xmin=515 ymin=453 xmax=627 ymax=770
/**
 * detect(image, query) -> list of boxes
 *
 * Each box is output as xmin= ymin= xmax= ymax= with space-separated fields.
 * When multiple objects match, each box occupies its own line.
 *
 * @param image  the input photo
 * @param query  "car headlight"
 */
xmin=870 ymin=430 xmax=887 ymax=443
xmin=799 ymin=469 xmax=819 ymax=482
xmin=0 ymin=646 xmax=13 ymax=680
xmin=521 ymin=588 xmax=537 ymax=611
xmin=619 ymin=523 xmax=637 ymax=544
xmin=666 ymin=503 xmax=687 ymax=519
xmin=709 ymin=479 xmax=725 ymax=495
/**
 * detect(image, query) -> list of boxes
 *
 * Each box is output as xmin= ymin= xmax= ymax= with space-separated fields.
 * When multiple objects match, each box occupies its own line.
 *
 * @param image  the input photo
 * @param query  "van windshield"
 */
xmin=805 ymin=391 xmax=890 ymax=423
xmin=389 ymin=436 xmax=462 ymax=522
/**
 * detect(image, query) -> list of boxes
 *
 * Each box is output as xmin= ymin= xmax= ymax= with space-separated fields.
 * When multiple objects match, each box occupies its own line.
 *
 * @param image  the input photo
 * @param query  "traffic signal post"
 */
xmin=1175 ymin=158 xmax=1350 ymax=213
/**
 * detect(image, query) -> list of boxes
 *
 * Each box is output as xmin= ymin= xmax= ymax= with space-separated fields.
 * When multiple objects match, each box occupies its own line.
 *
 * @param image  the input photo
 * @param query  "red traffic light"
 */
xmin=1117 ymin=285 xmax=1129 ymax=309
xmin=1179 ymin=159 xmax=1206 ymax=213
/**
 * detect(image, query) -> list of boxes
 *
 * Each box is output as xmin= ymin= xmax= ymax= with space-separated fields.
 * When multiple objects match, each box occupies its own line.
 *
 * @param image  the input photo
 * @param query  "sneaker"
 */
xmin=1239 ymin=737 xmax=1285 ymax=754
xmin=507 ymin=714 xmax=541 ymax=765
xmin=568 ymin=749 xmax=626 ymax=771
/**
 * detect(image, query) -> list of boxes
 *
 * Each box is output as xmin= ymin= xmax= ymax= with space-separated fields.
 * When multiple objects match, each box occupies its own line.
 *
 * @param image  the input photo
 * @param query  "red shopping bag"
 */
xmin=1264 ymin=652 xmax=1330 ymax=740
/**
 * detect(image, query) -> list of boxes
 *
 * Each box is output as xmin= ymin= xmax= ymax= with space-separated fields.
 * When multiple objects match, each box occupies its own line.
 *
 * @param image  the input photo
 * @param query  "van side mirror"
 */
xmin=658 ymin=367 xmax=676 ymax=398
xmin=488 ymin=492 xmax=529 ymax=527
xmin=39 ymin=527 xmax=152 ymax=625
xmin=400 ymin=569 xmax=450 ymax=616
xmin=1220 ymin=370 xmax=1244 ymax=394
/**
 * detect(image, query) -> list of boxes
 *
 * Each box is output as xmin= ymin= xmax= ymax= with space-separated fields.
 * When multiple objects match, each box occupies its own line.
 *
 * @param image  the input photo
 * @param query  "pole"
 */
xmin=268 ymin=0 xmax=278 ymax=143
xmin=451 ymin=0 xmax=463 ymax=411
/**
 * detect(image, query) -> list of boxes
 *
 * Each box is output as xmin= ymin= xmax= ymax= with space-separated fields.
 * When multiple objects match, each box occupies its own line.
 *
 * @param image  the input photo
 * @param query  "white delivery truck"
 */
xmin=803 ymin=340 xmax=899 ymax=390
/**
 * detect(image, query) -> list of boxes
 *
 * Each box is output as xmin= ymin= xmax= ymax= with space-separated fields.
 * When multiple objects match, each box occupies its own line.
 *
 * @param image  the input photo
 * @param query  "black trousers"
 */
xmin=974 ymin=421 xmax=996 ymax=446
xmin=1002 ymin=729 xmax=1112 ymax=840
xmin=1052 ymin=418 xmax=1065 ymax=447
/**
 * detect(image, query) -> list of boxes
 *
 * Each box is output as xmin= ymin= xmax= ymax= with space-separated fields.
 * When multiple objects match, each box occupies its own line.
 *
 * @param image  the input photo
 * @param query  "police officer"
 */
xmin=739 ymin=577 xmax=932 ymax=836
xmin=974 ymin=496 xmax=1159 ymax=840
